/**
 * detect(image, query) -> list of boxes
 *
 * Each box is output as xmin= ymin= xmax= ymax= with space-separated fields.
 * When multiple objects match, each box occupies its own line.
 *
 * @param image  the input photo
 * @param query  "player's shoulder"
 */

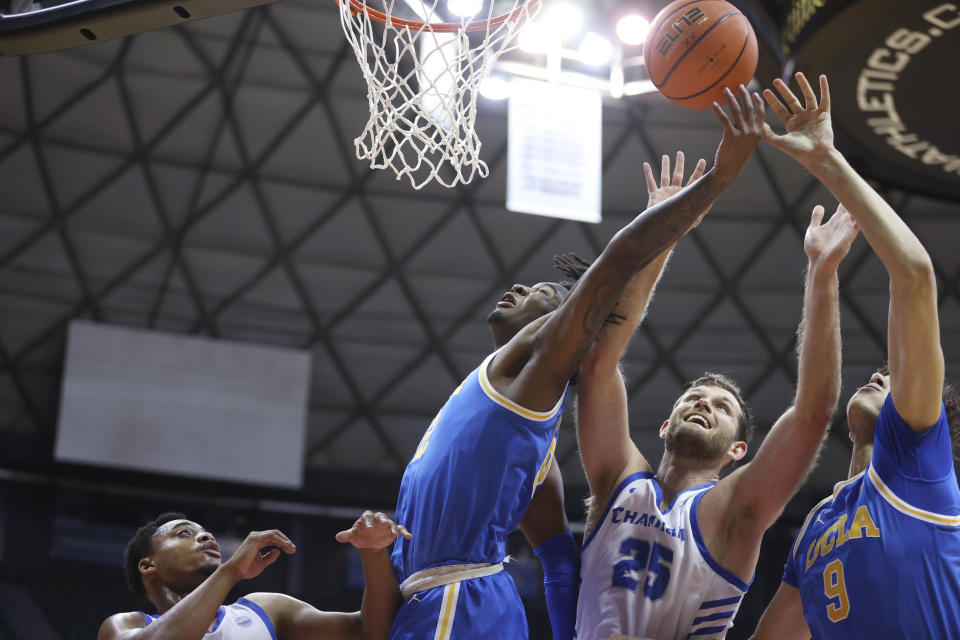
xmin=97 ymin=611 xmax=147 ymax=639
xmin=241 ymin=591 xmax=303 ymax=612
xmin=790 ymin=473 xmax=865 ymax=555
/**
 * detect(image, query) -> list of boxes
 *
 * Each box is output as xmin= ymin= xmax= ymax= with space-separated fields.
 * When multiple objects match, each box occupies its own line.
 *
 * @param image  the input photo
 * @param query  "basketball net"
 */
xmin=336 ymin=0 xmax=541 ymax=189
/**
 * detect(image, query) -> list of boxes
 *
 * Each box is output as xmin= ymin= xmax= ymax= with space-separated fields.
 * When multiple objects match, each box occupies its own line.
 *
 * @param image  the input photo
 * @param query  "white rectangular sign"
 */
xmin=507 ymin=80 xmax=602 ymax=223
xmin=54 ymin=321 xmax=311 ymax=488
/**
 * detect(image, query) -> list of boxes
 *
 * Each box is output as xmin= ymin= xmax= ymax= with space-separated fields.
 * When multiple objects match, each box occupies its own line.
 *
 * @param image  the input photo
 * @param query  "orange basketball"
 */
xmin=643 ymin=0 xmax=758 ymax=110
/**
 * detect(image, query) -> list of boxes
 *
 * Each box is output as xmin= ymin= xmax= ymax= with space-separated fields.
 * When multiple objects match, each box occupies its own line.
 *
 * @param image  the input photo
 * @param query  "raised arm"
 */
xmin=577 ymin=152 xmax=708 ymax=498
xmin=492 ymin=86 xmax=765 ymax=412
xmin=98 ymin=530 xmax=297 ymax=640
xmin=700 ymin=204 xmax=858 ymax=578
xmin=249 ymin=511 xmax=410 ymax=640
xmin=763 ymin=72 xmax=943 ymax=430
xmin=335 ymin=511 xmax=410 ymax=640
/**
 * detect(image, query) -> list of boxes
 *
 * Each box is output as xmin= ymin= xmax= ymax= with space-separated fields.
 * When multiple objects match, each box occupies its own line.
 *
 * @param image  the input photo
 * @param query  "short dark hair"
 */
xmin=124 ymin=512 xmax=187 ymax=601
xmin=685 ymin=372 xmax=755 ymax=448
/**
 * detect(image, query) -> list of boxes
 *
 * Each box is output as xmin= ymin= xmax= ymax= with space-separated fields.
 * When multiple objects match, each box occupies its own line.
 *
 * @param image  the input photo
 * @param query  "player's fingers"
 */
xmin=773 ymin=78 xmax=803 ymax=114
xmin=712 ymin=101 xmax=734 ymax=133
xmin=762 ymin=88 xmax=791 ymax=123
xmin=270 ymin=529 xmax=293 ymax=544
xmin=335 ymin=528 xmax=355 ymax=543
xmin=687 ymin=158 xmax=707 ymax=185
xmin=724 ymin=87 xmax=743 ymax=128
xmin=643 ymin=162 xmax=657 ymax=193
xmin=752 ymin=92 xmax=765 ymax=123
xmin=267 ymin=530 xmax=295 ymax=551
xmin=260 ymin=548 xmax=281 ymax=567
xmin=795 ymin=72 xmax=817 ymax=111
xmin=660 ymin=154 xmax=670 ymax=187
xmin=362 ymin=512 xmax=375 ymax=529
xmin=398 ymin=525 xmax=413 ymax=539
xmin=672 ymin=151 xmax=685 ymax=186
xmin=818 ymin=74 xmax=831 ymax=113
xmin=738 ymin=84 xmax=753 ymax=119
xmin=809 ymin=204 xmax=825 ymax=228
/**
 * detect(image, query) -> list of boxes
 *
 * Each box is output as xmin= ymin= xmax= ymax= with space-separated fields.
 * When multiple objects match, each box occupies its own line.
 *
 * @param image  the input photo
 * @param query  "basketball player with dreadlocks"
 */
xmin=387 ymin=86 xmax=766 ymax=640
xmin=750 ymin=73 xmax=960 ymax=640
xmin=559 ymin=140 xmax=859 ymax=637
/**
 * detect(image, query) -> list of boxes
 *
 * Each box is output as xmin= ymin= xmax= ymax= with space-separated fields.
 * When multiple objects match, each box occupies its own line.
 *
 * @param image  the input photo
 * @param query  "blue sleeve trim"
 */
xmin=237 ymin=597 xmax=278 ymax=640
xmin=140 ymin=612 xmax=155 ymax=626
xmin=688 ymin=625 xmax=728 ymax=636
xmin=209 ymin=607 xmax=227 ymax=632
xmin=691 ymin=610 xmax=735 ymax=624
xmin=699 ymin=595 xmax=741 ymax=609
xmin=690 ymin=489 xmax=751 ymax=592
xmin=582 ymin=471 xmax=653 ymax=552
xmin=661 ymin=481 xmax=716 ymax=515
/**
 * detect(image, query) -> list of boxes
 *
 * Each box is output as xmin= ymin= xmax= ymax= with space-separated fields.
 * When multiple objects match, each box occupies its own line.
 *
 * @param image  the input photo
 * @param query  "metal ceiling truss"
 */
xmin=0 ymin=3 xmax=958 ymax=485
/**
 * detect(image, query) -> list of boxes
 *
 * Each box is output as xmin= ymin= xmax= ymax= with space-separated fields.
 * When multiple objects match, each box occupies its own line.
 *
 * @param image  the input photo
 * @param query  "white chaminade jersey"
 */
xmin=142 ymin=598 xmax=276 ymax=639
xmin=577 ymin=472 xmax=750 ymax=640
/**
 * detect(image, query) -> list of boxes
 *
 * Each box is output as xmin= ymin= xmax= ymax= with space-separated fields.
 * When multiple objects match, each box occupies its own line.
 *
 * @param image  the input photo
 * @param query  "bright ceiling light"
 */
xmin=578 ymin=32 xmax=613 ymax=66
xmin=616 ymin=14 xmax=650 ymax=46
xmin=479 ymin=76 xmax=512 ymax=100
xmin=543 ymin=2 xmax=583 ymax=41
xmin=518 ymin=22 xmax=560 ymax=54
xmin=447 ymin=0 xmax=482 ymax=18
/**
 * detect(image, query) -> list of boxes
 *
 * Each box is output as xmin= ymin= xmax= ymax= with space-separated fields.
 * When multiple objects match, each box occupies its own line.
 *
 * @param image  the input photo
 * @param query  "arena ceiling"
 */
xmin=1 ymin=0 xmax=958 ymax=504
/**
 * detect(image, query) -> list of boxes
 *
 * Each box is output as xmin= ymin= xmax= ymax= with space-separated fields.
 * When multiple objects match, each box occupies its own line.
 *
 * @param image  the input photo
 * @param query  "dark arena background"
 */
xmin=0 ymin=0 xmax=958 ymax=638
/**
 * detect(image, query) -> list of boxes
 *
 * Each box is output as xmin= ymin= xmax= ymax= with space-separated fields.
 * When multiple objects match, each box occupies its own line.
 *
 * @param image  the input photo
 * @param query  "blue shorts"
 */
xmin=388 ymin=571 xmax=528 ymax=640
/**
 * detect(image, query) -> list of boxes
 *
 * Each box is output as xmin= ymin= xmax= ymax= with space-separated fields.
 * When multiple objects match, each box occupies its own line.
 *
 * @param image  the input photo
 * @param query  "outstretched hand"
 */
xmin=804 ymin=203 xmax=859 ymax=269
xmin=222 ymin=530 xmax=296 ymax=582
xmin=336 ymin=511 xmax=412 ymax=551
xmin=762 ymin=73 xmax=834 ymax=164
xmin=712 ymin=84 xmax=765 ymax=187
xmin=644 ymin=151 xmax=708 ymax=208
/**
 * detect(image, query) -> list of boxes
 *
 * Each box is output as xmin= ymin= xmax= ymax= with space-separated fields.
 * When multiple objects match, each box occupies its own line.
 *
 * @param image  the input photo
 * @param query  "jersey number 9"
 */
xmin=823 ymin=559 xmax=850 ymax=622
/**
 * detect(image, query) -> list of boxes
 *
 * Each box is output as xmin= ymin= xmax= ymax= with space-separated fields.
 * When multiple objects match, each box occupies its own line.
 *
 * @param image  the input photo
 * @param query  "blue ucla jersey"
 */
xmin=783 ymin=394 xmax=960 ymax=638
xmin=391 ymin=351 xmax=568 ymax=581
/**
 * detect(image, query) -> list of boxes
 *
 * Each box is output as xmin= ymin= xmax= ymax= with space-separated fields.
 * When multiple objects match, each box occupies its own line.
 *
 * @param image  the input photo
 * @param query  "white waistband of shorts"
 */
xmin=399 ymin=562 xmax=504 ymax=600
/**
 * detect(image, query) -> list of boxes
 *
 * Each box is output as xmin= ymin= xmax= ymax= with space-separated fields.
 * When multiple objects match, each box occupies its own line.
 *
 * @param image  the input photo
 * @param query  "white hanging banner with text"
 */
xmin=507 ymin=80 xmax=602 ymax=223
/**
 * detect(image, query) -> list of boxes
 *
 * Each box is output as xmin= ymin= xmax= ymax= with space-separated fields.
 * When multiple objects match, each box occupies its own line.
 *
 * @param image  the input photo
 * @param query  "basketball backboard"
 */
xmin=0 ymin=0 xmax=279 ymax=55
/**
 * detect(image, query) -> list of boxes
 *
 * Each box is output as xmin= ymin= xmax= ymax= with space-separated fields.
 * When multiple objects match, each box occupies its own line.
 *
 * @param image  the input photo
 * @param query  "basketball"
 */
xmin=643 ymin=0 xmax=758 ymax=110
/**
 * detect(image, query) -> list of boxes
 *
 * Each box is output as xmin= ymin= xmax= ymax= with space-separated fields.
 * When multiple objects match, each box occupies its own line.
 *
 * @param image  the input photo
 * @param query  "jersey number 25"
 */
xmin=611 ymin=537 xmax=673 ymax=600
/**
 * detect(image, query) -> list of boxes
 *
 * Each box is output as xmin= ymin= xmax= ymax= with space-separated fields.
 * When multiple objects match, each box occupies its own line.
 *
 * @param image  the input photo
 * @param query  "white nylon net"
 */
xmin=337 ymin=0 xmax=540 ymax=189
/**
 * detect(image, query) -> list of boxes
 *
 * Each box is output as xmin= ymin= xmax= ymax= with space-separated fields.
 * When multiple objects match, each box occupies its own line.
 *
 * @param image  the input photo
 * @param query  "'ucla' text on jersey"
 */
xmin=783 ymin=395 xmax=960 ymax=639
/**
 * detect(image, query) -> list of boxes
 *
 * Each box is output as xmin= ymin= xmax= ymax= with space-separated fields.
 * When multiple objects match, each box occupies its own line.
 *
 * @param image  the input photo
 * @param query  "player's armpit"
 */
xmin=519 ymin=459 xmax=569 ymax=549
xmin=750 ymin=581 xmax=809 ymax=640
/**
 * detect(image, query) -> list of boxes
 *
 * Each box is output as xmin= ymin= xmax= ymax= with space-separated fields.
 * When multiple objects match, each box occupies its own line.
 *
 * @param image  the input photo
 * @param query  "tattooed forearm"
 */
xmin=581 ymin=277 xmax=625 ymax=337
xmin=617 ymin=171 xmax=721 ymax=265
